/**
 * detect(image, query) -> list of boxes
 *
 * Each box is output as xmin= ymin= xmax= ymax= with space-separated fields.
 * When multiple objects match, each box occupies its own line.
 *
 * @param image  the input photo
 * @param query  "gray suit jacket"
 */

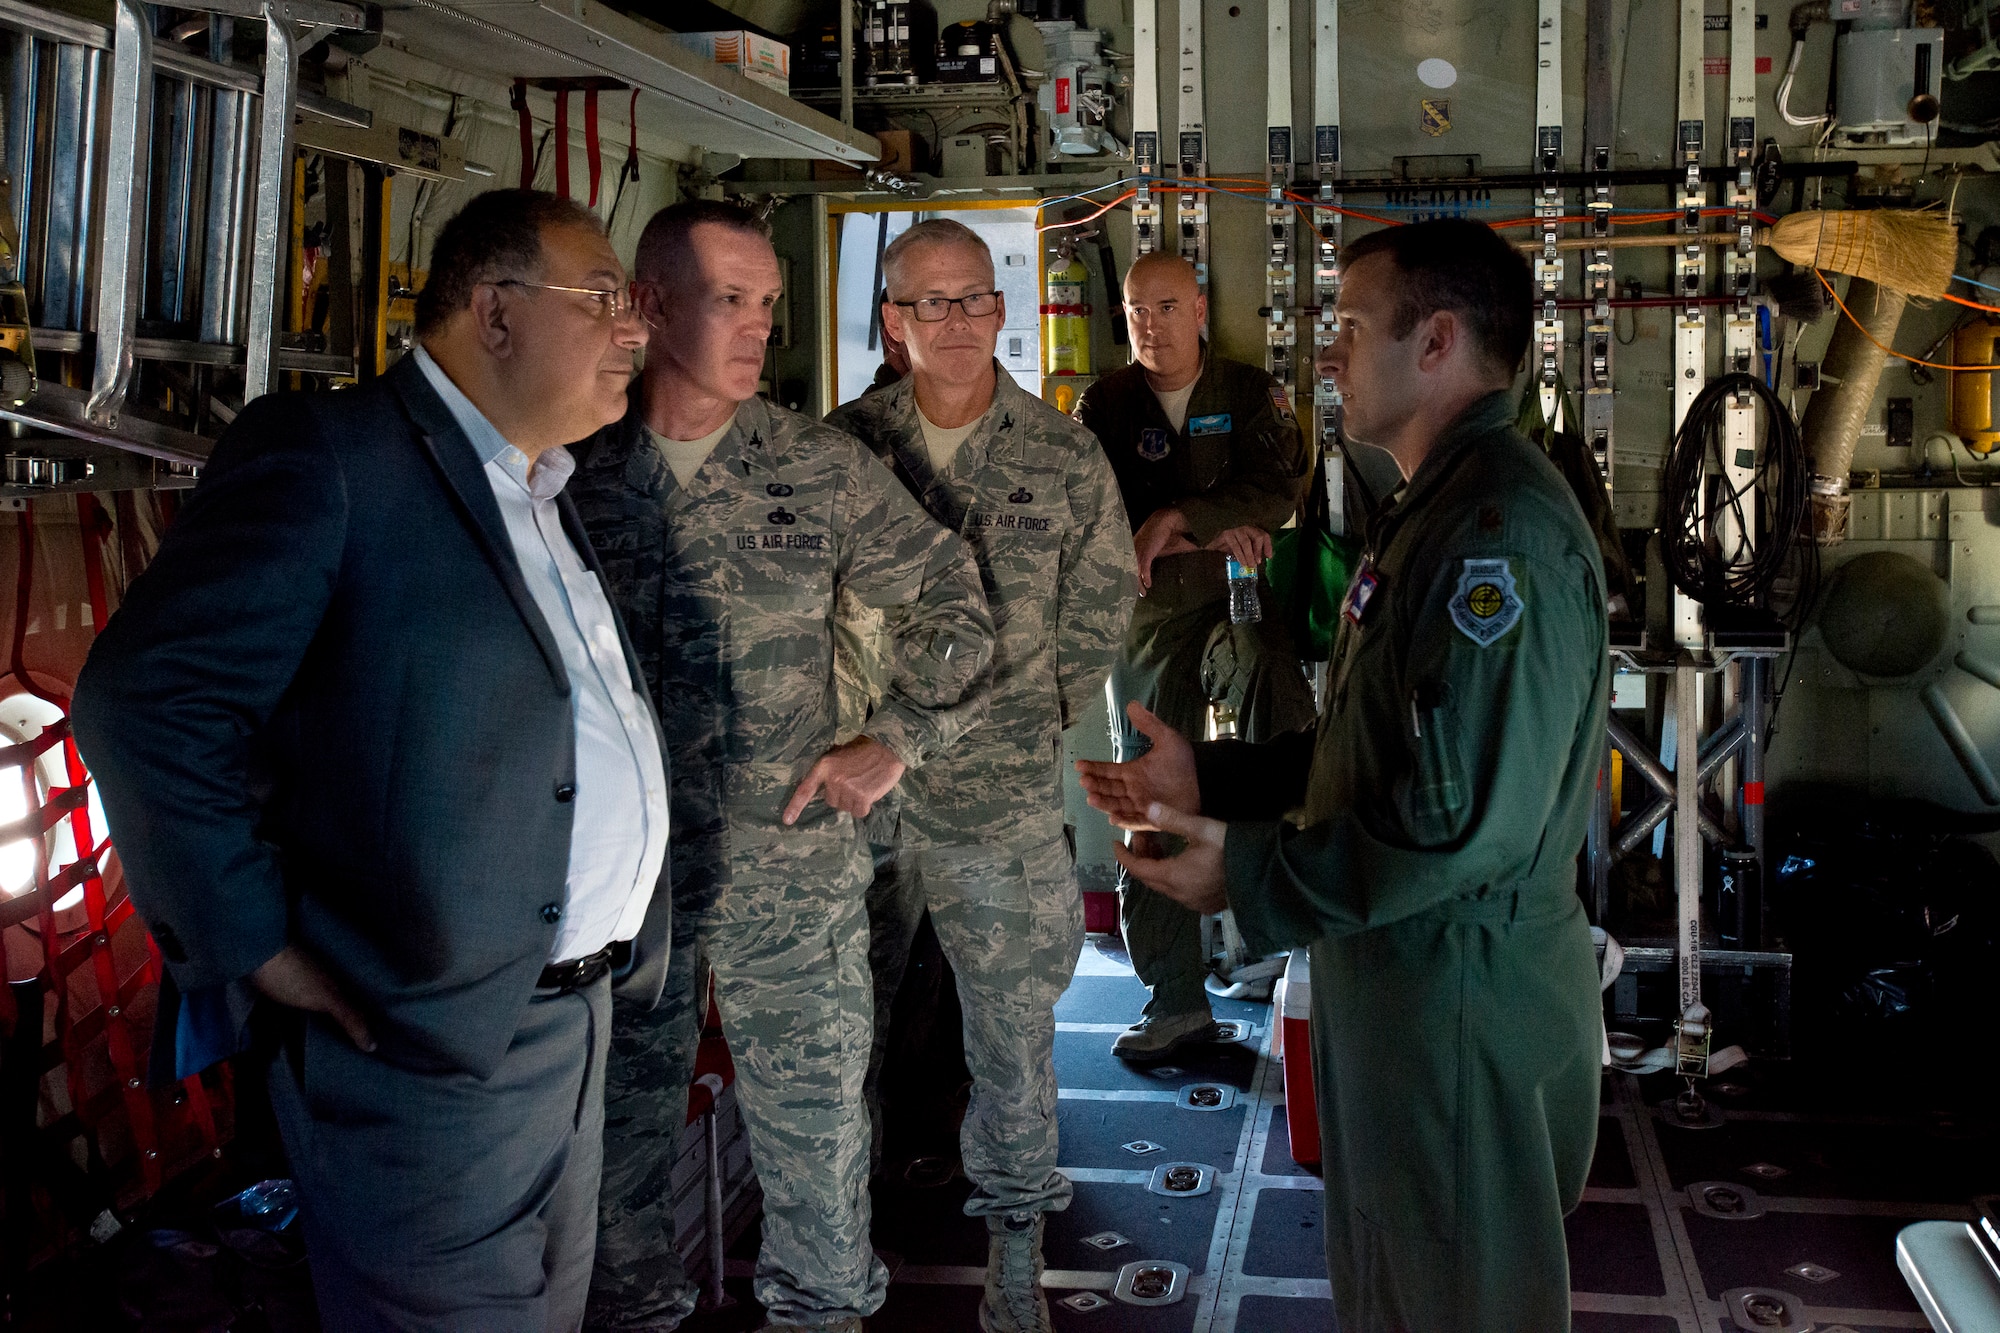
xmin=72 ymin=354 xmax=670 ymax=1081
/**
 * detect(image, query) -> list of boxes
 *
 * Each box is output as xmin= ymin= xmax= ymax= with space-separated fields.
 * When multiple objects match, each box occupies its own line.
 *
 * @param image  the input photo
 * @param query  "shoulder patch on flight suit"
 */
xmin=1449 ymin=557 xmax=1523 ymax=646
xmin=1188 ymin=413 xmax=1232 ymax=437
xmin=1138 ymin=427 xmax=1171 ymax=461
xmin=1268 ymin=385 xmax=1296 ymax=423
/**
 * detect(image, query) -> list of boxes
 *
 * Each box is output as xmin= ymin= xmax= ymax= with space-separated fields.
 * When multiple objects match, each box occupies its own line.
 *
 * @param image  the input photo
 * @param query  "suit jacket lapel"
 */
xmin=386 ymin=355 xmax=569 ymax=690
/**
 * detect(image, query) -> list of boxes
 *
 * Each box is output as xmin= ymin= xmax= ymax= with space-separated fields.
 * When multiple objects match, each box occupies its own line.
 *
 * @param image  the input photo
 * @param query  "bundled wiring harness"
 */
xmin=1660 ymin=372 xmax=1816 ymax=624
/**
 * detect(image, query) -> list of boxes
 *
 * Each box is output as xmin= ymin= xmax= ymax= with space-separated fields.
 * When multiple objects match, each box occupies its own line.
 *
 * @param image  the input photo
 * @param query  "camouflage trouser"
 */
xmin=588 ymin=891 xmax=888 ymax=1330
xmin=863 ymin=835 xmax=1084 ymax=1217
xmin=1111 ymin=596 xmax=1316 ymax=1019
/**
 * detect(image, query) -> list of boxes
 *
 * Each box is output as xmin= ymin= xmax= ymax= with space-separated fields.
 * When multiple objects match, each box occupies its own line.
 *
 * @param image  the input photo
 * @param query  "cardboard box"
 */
xmin=671 ymin=30 xmax=790 ymax=96
xmin=812 ymin=127 xmax=923 ymax=181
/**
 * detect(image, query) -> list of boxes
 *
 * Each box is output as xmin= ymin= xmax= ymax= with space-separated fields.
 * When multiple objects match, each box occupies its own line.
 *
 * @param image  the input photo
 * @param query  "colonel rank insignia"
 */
xmin=1449 ymin=557 xmax=1522 ymax=646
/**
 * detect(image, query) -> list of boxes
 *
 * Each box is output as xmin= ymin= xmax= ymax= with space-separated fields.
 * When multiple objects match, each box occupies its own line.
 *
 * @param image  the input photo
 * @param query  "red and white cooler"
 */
xmin=1275 ymin=948 xmax=1321 ymax=1168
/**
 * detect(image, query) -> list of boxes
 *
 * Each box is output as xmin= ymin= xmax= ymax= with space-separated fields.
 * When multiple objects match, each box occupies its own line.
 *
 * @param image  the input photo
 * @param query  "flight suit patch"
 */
xmin=1138 ymin=427 xmax=1171 ymax=461
xmin=1342 ymin=555 xmax=1380 ymax=624
xmin=1268 ymin=385 xmax=1296 ymax=423
xmin=1449 ymin=558 xmax=1523 ymax=646
xmin=1188 ymin=413 xmax=1232 ymax=437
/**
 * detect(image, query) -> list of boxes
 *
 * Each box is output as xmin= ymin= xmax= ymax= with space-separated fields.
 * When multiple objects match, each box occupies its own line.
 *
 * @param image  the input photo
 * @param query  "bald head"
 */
xmin=1123 ymin=251 xmax=1200 ymax=301
xmin=1123 ymin=252 xmax=1207 ymax=389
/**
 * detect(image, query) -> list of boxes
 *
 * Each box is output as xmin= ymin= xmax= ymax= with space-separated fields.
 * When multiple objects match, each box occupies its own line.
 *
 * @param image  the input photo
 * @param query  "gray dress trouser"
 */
xmin=265 ymin=975 xmax=612 ymax=1333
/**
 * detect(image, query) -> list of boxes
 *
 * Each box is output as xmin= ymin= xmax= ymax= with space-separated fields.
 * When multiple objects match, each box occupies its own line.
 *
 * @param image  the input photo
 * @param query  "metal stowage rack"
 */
xmin=0 ymin=0 xmax=875 ymax=496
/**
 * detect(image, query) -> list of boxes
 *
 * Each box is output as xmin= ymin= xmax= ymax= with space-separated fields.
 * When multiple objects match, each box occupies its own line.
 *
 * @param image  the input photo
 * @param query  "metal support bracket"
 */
xmin=84 ymin=0 xmax=153 ymax=427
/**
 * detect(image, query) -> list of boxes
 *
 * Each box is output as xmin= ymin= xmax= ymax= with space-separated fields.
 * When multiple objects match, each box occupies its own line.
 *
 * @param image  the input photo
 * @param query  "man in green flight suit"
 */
xmin=1072 ymin=251 xmax=1315 ymax=1061
xmin=828 ymin=218 xmax=1137 ymax=1333
xmin=1077 ymin=219 xmax=1607 ymax=1333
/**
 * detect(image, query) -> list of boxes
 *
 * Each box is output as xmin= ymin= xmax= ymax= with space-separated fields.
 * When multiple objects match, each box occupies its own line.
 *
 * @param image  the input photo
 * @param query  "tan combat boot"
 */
xmin=979 ymin=1211 xmax=1051 ymax=1333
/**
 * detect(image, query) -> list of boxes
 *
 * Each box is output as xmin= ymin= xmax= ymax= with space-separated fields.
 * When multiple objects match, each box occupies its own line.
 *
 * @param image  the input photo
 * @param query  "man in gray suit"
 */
xmin=71 ymin=190 xmax=662 ymax=1333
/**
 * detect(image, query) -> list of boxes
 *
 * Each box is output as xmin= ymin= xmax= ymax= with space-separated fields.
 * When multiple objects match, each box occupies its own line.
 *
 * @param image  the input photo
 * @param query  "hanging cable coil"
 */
xmin=1660 ymin=372 xmax=1815 ymax=622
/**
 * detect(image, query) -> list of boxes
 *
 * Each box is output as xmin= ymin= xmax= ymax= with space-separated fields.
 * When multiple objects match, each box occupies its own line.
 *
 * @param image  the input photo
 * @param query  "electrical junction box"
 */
xmin=1833 ymin=27 xmax=1944 ymax=146
xmin=942 ymin=134 xmax=989 ymax=178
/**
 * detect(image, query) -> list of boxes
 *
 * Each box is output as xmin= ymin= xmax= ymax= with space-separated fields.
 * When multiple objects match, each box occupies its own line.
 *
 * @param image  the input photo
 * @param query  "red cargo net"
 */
xmin=3 ymin=498 xmax=220 ymax=1207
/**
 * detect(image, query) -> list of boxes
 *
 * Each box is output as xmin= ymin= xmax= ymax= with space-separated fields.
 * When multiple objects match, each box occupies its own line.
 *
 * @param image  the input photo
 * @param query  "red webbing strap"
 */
xmin=553 ymin=88 xmax=571 ymax=199
xmin=585 ymin=87 xmax=602 ymax=207
xmin=79 ymin=494 xmax=219 ymax=1163
xmin=511 ymin=80 xmax=533 ymax=188
xmin=68 ymin=496 xmax=164 ymax=1191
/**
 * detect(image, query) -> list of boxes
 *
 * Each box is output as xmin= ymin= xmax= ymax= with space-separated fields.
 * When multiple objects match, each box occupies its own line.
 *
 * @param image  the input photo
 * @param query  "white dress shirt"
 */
xmin=415 ymin=348 xmax=669 ymax=963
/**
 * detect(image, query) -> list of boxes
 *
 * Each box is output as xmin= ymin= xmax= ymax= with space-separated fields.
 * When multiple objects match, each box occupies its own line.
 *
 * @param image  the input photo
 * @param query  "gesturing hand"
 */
xmin=1132 ymin=508 xmax=1199 ymax=593
xmin=1074 ymin=701 xmax=1200 ymax=831
xmin=783 ymin=735 xmax=907 ymax=824
xmin=1114 ymin=801 xmax=1229 ymax=915
xmin=1204 ymin=524 xmax=1274 ymax=569
xmin=250 ymin=945 xmax=375 ymax=1052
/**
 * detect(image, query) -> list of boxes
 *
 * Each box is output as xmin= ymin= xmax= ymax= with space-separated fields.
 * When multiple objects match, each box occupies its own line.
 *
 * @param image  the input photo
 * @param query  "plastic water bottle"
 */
xmin=1226 ymin=557 xmax=1262 ymax=624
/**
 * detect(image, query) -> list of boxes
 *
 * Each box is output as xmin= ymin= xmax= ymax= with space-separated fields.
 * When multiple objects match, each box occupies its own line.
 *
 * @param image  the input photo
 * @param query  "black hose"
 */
xmin=1660 ymin=372 xmax=1816 ymax=626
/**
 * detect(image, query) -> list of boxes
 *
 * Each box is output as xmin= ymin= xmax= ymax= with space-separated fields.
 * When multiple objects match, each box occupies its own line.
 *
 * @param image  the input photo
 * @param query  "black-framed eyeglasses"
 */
xmin=493 ymin=279 xmax=636 ymax=320
xmin=890 ymin=291 xmax=1002 ymax=322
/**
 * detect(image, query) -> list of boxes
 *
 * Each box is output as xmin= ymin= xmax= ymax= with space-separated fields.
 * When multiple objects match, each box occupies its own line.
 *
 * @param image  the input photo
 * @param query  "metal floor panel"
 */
xmin=1239 ymin=1186 xmax=1329 ymax=1280
xmin=1566 ymin=1202 xmax=1672 ymax=1297
xmin=1053 ymin=1027 xmax=1262 ymax=1094
xmin=1588 ymin=1115 xmax=1641 ymax=1190
xmin=1047 ymin=1181 xmax=1224 ymax=1271
xmin=1681 ymin=1210 xmax=1924 ymax=1310
xmin=1055 ymin=1100 xmax=1249 ymax=1172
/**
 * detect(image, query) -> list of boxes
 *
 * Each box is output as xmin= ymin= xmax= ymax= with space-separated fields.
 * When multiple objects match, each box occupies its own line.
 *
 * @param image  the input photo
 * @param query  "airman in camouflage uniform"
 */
xmin=826 ymin=219 xmax=1137 ymax=1333
xmin=572 ymin=203 xmax=994 ymax=1333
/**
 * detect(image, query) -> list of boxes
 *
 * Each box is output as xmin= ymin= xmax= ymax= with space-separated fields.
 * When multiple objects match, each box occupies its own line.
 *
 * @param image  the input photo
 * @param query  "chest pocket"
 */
xmin=1184 ymin=414 xmax=1231 ymax=491
xmin=960 ymin=481 xmax=1066 ymax=665
xmin=715 ymin=495 xmax=836 ymax=754
xmin=1399 ymin=677 xmax=1470 ymax=846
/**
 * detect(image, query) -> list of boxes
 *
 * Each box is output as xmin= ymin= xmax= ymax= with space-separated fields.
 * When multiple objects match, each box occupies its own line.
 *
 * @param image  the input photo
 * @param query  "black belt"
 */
xmin=537 ymin=940 xmax=629 ymax=993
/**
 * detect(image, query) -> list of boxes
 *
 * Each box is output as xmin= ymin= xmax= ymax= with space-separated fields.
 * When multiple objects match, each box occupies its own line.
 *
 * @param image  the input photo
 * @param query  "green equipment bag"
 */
xmin=1268 ymin=448 xmax=1361 ymax=663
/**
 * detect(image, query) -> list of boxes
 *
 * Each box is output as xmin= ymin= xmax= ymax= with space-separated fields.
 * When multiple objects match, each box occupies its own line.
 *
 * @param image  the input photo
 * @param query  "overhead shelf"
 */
xmin=376 ymin=0 xmax=880 ymax=165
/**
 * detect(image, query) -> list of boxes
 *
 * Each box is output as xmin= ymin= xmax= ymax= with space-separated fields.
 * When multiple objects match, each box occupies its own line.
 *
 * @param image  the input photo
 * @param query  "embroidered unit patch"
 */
xmin=1449 ymin=557 xmax=1522 ymax=645
xmin=1138 ymin=427 xmax=1171 ymax=461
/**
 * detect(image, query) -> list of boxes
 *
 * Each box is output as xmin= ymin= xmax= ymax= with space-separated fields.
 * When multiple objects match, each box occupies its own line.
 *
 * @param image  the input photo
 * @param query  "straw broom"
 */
xmin=1517 ymin=209 xmax=1957 ymax=298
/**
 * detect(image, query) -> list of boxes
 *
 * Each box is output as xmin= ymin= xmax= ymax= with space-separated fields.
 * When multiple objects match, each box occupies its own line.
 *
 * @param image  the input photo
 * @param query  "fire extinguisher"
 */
xmin=1041 ymin=242 xmax=1092 ymax=380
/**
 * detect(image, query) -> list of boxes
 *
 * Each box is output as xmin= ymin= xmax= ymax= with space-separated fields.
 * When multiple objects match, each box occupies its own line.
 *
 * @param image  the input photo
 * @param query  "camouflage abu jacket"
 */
xmin=826 ymin=366 xmax=1137 ymax=849
xmin=570 ymin=392 xmax=994 ymax=913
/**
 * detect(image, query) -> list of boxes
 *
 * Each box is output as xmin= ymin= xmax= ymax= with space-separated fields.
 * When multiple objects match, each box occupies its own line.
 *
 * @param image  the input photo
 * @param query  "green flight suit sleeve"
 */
xmin=1174 ymin=379 xmax=1310 ymax=547
xmin=835 ymin=442 xmax=998 ymax=769
xmin=1192 ymin=731 xmax=1318 ymax=820
xmin=1221 ymin=517 xmax=1605 ymax=954
xmin=1054 ymin=434 xmax=1139 ymax=730
xmin=1070 ymin=381 xmax=1114 ymax=450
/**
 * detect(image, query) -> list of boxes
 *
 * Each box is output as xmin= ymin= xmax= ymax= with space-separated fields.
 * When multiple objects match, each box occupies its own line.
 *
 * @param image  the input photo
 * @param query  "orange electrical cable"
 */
xmin=1817 ymin=269 xmax=1994 ymax=371
xmin=1944 ymin=290 xmax=2000 ymax=316
xmin=1035 ymin=189 xmax=1137 ymax=233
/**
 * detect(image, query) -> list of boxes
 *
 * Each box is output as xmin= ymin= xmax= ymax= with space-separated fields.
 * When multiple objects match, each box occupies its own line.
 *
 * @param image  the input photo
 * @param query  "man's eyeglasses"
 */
xmin=890 ymin=291 xmax=1002 ymax=322
xmin=494 ymin=279 xmax=636 ymax=321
